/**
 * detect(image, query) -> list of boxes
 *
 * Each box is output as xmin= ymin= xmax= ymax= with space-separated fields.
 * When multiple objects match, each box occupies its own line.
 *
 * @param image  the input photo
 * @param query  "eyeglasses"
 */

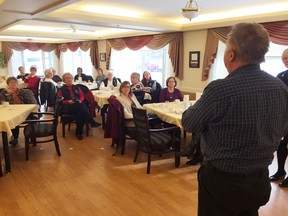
xmin=124 ymin=86 xmax=130 ymax=88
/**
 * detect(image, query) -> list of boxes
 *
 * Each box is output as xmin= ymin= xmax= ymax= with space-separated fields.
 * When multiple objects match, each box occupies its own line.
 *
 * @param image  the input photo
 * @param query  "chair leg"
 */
xmin=101 ymin=109 xmax=106 ymax=130
xmin=121 ymin=136 xmax=126 ymax=155
xmin=62 ymin=122 xmax=65 ymax=138
xmin=25 ymin=136 xmax=30 ymax=161
xmin=133 ymin=143 xmax=140 ymax=162
xmin=31 ymin=138 xmax=36 ymax=146
xmin=86 ymin=122 xmax=90 ymax=137
xmin=0 ymin=156 xmax=3 ymax=177
xmin=54 ymin=135 xmax=61 ymax=156
xmin=147 ymin=153 xmax=151 ymax=174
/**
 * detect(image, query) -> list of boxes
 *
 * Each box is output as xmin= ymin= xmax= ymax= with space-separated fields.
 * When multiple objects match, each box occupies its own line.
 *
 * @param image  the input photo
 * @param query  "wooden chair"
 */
xmin=86 ymin=75 xmax=94 ymax=83
xmin=23 ymin=97 xmax=63 ymax=160
xmin=60 ymin=110 xmax=90 ymax=138
xmin=132 ymin=106 xmax=181 ymax=174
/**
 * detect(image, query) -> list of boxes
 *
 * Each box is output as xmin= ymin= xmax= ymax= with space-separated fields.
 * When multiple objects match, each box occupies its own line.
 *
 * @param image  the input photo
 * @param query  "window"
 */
xmin=8 ymin=49 xmax=55 ymax=77
xmin=110 ymin=45 xmax=172 ymax=86
xmin=260 ymin=42 xmax=287 ymax=76
xmin=61 ymin=49 xmax=94 ymax=77
xmin=209 ymin=41 xmax=287 ymax=82
xmin=8 ymin=48 xmax=94 ymax=78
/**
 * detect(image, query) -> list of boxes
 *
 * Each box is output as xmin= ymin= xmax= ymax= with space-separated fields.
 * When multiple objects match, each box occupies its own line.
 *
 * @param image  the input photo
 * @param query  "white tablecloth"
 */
xmin=92 ymin=90 xmax=119 ymax=108
xmin=143 ymin=101 xmax=196 ymax=129
xmin=0 ymin=104 xmax=38 ymax=138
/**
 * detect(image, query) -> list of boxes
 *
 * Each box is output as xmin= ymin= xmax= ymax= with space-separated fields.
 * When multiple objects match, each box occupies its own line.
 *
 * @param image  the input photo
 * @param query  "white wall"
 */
xmin=179 ymin=30 xmax=210 ymax=94
xmin=97 ymin=40 xmax=108 ymax=74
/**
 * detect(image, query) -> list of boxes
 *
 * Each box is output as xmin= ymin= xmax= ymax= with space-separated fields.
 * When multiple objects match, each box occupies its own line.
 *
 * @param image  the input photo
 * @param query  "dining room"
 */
xmin=1 ymin=0 xmax=288 ymax=215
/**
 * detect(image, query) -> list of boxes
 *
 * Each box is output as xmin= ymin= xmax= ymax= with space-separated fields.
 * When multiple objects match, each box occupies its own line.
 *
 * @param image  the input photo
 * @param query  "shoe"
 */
xmin=9 ymin=138 xmax=18 ymax=146
xmin=186 ymin=156 xmax=203 ymax=166
xmin=90 ymin=121 xmax=101 ymax=128
xmin=279 ymin=177 xmax=288 ymax=187
xmin=75 ymin=134 xmax=83 ymax=140
xmin=269 ymin=171 xmax=286 ymax=181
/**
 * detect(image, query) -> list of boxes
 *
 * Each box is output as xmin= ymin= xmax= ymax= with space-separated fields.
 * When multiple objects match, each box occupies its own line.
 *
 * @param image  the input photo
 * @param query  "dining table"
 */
xmin=0 ymin=104 xmax=38 ymax=173
xmin=92 ymin=89 xmax=119 ymax=108
xmin=143 ymin=101 xmax=196 ymax=129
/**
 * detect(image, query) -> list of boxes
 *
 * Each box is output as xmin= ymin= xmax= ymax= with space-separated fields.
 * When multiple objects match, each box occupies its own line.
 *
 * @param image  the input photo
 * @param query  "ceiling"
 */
xmin=0 ymin=0 xmax=287 ymax=43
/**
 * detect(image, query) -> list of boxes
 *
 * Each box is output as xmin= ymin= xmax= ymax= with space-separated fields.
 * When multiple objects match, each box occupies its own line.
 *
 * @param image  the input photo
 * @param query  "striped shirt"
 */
xmin=182 ymin=64 xmax=288 ymax=174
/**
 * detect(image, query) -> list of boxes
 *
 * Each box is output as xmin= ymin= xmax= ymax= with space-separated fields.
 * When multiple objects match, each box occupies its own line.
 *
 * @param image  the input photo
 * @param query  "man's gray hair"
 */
xmin=227 ymin=22 xmax=270 ymax=64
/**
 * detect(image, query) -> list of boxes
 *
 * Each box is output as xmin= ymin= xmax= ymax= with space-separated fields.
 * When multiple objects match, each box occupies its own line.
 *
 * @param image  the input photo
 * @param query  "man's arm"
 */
xmin=182 ymin=83 xmax=216 ymax=133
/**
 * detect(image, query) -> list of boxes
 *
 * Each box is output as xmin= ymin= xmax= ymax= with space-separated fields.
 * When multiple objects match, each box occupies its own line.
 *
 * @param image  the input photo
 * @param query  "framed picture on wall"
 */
xmin=189 ymin=51 xmax=200 ymax=68
xmin=100 ymin=53 xmax=106 ymax=61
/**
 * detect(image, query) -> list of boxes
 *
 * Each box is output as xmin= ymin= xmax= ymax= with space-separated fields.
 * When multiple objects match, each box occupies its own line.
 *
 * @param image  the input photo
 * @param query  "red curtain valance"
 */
xmin=2 ymin=40 xmax=100 ymax=70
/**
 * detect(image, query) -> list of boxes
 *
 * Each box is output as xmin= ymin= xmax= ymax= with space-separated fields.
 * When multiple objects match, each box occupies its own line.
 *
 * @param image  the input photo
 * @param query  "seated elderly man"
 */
xmin=100 ymin=69 xmax=121 ymax=90
xmin=0 ymin=77 xmax=37 ymax=145
xmin=130 ymin=72 xmax=144 ymax=91
xmin=58 ymin=72 xmax=101 ymax=140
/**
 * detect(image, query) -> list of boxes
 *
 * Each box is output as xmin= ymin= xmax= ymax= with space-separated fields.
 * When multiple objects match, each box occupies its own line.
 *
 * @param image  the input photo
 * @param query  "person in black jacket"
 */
xmin=58 ymin=72 xmax=101 ymax=140
xmin=99 ymin=69 xmax=121 ymax=90
xmin=74 ymin=67 xmax=88 ymax=82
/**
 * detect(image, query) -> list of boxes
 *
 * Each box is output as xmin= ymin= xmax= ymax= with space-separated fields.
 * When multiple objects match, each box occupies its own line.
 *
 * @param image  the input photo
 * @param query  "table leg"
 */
xmin=101 ymin=104 xmax=108 ymax=130
xmin=175 ymin=128 xmax=181 ymax=167
xmin=2 ymin=132 xmax=11 ymax=173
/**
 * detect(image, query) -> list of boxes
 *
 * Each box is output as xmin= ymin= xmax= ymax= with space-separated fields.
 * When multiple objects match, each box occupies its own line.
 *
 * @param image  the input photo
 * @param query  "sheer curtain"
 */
xmin=60 ymin=49 xmax=95 ymax=78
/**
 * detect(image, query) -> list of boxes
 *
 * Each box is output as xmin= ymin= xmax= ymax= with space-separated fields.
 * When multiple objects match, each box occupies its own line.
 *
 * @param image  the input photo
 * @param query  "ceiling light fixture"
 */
xmin=181 ymin=0 xmax=201 ymax=21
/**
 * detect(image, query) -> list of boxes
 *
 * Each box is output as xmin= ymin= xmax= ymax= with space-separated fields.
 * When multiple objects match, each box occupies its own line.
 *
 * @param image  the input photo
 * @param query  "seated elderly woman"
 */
xmin=117 ymin=81 xmax=142 ymax=127
xmin=141 ymin=71 xmax=162 ymax=103
xmin=117 ymin=81 xmax=159 ymax=128
xmin=141 ymin=71 xmax=162 ymax=93
xmin=159 ymin=76 xmax=183 ymax=102
xmin=57 ymin=72 xmax=101 ymax=140
xmin=0 ymin=77 xmax=38 ymax=145
xmin=100 ymin=69 xmax=121 ymax=90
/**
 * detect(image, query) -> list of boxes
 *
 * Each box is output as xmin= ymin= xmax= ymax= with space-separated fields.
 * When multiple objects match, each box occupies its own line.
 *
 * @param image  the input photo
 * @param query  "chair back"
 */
xmin=54 ymin=96 xmax=64 ymax=126
xmin=86 ymin=75 xmax=94 ymax=82
xmin=105 ymin=95 xmax=135 ymax=155
xmin=40 ymin=81 xmax=57 ymax=107
xmin=131 ymin=106 xmax=151 ymax=148
xmin=77 ymin=84 xmax=96 ymax=117
xmin=133 ymin=91 xmax=145 ymax=105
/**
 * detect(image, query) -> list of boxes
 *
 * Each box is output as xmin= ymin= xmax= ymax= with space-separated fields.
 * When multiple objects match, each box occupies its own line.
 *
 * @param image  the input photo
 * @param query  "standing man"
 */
xmin=182 ymin=22 xmax=288 ymax=216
